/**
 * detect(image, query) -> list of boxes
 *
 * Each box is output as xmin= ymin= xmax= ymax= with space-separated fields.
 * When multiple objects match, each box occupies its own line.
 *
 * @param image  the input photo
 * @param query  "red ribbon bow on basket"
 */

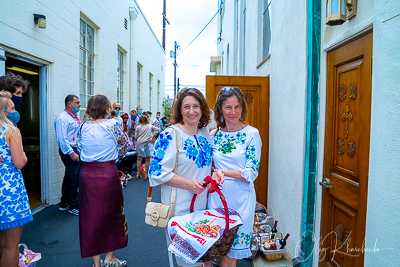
xmin=190 ymin=176 xmax=230 ymax=233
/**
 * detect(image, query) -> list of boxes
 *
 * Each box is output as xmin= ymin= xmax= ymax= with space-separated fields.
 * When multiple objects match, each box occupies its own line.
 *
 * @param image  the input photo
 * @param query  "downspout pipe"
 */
xmin=301 ymin=0 xmax=321 ymax=265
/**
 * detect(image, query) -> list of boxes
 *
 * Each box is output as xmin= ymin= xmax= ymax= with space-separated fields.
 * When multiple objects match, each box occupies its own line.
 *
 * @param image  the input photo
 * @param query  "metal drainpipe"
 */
xmin=300 ymin=0 xmax=321 ymax=265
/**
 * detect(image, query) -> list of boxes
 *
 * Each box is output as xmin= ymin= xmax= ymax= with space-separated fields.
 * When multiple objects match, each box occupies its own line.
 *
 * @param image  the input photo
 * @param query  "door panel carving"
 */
xmin=320 ymin=32 xmax=372 ymax=267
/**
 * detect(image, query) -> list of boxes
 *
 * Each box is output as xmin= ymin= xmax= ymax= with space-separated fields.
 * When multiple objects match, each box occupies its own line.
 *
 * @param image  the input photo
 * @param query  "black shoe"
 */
xmin=68 ymin=208 xmax=79 ymax=216
xmin=59 ymin=203 xmax=70 ymax=211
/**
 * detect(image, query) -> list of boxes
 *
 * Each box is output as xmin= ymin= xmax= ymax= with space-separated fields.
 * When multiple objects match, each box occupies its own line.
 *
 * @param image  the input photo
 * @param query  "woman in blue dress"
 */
xmin=0 ymin=91 xmax=32 ymax=266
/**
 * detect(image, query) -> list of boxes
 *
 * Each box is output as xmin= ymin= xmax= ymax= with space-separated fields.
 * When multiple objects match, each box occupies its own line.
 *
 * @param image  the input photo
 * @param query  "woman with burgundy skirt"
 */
xmin=77 ymin=94 xmax=129 ymax=267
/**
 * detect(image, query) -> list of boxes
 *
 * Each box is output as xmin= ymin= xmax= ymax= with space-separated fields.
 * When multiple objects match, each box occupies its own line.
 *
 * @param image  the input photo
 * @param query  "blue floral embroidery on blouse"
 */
xmin=245 ymin=145 xmax=260 ymax=171
xmin=183 ymin=135 xmax=212 ymax=168
xmin=149 ymin=131 xmax=173 ymax=176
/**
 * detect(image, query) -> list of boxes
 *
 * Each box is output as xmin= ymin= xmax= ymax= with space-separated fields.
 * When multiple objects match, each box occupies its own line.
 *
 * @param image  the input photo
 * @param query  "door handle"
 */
xmin=319 ymin=178 xmax=333 ymax=189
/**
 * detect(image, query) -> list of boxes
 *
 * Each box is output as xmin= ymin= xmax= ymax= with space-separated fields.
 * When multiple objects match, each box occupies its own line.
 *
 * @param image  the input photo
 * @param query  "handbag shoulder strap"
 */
xmin=147 ymin=126 xmax=178 ymax=203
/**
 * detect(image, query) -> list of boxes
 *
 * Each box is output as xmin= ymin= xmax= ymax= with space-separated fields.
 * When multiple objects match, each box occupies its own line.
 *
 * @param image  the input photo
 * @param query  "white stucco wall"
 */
xmin=316 ymin=0 xmax=400 ymax=266
xmin=364 ymin=2 xmax=400 ymax=266
xmin=131 ymin=4 xmax=165 ymax=113
xmin=0 ymin=0 xmax=165 ymax=205
xmin=216 ymin=0 xmax=307 ymax=258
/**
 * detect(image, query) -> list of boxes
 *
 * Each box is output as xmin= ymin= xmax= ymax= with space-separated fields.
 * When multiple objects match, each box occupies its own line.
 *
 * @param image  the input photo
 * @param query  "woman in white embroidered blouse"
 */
xmin=208 ymin=87 xmax=262 ymax=267
xmin=149 ymin=88 xmax=214 ymax=267
xmin=77 ymin=94 xmax=129 ymax=267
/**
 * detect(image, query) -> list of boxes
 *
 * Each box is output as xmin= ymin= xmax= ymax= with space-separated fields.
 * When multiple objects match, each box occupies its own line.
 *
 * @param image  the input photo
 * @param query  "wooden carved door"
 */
xmin=206 ymin=75 xmax=270 ymax=206
xmin=320 ymin=32 xmax=372 ymax=267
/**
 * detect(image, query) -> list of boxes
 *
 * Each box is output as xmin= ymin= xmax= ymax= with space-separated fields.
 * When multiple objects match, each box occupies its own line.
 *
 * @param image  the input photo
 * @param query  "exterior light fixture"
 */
xmin=33 ymin=14 xmax=46 ymax=29
xmin=346 ymin=0 xmax=357 ymax=20
xmin=325 ymin=0 xmax=346 ymax=26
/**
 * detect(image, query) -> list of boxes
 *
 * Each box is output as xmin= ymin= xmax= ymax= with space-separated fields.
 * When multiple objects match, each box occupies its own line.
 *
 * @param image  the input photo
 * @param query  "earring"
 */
xmin=220 ymin=115 xmax=224 ymax=122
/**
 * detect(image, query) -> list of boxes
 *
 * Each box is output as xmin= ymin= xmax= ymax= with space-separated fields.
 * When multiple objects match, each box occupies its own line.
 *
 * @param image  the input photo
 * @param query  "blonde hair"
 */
xmin=0 ymin=91 xmax=17 ymax=135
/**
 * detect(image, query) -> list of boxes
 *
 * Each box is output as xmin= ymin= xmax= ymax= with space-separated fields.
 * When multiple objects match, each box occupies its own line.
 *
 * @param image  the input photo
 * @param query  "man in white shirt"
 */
xmin=152 ymin=111 xmax=161 ymax=128
xmin=54 ymin=95 xmax=82 ymax=216
xmin=112 ymin=102 xmax=123 ymax=125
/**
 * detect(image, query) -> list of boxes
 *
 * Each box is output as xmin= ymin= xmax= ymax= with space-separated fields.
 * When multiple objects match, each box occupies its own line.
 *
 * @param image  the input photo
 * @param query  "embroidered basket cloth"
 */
xmin=168 ymin=176 xmax=242 ymax=264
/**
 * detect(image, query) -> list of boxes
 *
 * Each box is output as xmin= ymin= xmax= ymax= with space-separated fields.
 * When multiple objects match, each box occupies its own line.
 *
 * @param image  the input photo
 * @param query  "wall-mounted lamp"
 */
xmin=326 ymin=0 xmax=357 ymax=26
xmin=33 ymin=14 xmax=46 ymax=29
xmin=326 ymin=0 xmax=346 ymax=26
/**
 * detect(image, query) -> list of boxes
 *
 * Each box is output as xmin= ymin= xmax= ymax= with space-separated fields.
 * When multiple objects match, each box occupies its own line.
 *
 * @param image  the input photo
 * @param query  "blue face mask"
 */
xmin=115 ymin=110 xmax=120 ymax=115
xmin=85 ymin=119 xmax=90 ymax=122
xmin=4 ymin=109 xmax=20 ymax=124
xmin=11 ymin=95 xmax=23 ymax=108
xmin=138 ymin=110 xmax=143 ymax=115
xmin=72 ymin=107 xmax=80 ymax=113
xmin=131 ymin=135 xmax=135 ymax=138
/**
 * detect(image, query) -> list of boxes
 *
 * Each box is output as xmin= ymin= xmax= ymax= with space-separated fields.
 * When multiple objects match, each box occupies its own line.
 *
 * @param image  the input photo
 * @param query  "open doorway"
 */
xmin=5 ymin=57 xmax=42 ymax=210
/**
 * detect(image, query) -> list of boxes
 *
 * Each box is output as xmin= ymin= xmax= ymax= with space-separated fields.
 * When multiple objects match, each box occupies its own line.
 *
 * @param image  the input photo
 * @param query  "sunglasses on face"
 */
xmin=220 ymin=87 xmax=242 ymax=94
xmin=115 ymin=107 xmax=121 ymax=110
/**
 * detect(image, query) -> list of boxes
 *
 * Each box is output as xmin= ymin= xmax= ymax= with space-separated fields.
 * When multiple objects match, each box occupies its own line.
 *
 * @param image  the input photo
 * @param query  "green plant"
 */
xmin=162 ymin=96 xmax=172 ymax=116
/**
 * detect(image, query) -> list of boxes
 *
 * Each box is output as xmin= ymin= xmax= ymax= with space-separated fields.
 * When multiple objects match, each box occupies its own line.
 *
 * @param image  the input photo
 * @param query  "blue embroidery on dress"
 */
xmin=149 ymin=131 xmax=173 ymax=176
xmin=0 ymin=126 xmax=33 ymax=230
xmin=245 ymin=145 xmax=260 ymax=171
xmin=183 ymin=135 xmax=212 ymax=168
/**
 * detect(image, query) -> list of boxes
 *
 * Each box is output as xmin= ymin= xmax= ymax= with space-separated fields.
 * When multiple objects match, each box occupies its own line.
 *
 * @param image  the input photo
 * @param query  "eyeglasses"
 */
xmin=115 ymin=107 xmax=121 ymax=110
xmin=219 ymin=87 xmax=242 ymax=95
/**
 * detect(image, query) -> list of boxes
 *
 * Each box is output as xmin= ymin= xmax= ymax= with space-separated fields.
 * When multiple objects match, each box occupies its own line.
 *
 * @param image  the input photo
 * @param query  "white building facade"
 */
xmin=212 ymin=0 xmax=400 ymax=266
xmin=0 ymin=0 xmax=165 ymax=207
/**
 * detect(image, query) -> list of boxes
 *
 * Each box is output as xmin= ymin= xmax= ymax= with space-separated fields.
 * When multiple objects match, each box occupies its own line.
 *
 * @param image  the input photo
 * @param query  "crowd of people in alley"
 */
xmin=0 ymin=71 xmax=262 ymax=267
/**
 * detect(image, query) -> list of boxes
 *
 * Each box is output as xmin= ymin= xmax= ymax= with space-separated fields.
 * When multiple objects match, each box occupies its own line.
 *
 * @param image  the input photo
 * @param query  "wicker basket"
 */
xmin=260 ymin=232 xmax=285 ymax=261
xmin=190 ymin=176 xmax=241 ymax=262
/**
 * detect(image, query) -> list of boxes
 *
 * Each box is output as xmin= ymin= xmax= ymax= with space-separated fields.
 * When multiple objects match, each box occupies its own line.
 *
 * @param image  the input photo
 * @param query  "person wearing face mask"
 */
xmin=134 ymin=106 xmax=143 ymax=129
xmin=112 ymin=102 xmax=123 ymax=125
xmin=0 ymin=91 xmax=32 ymax=267
xmin=0 ymin=72 xmax=29 ymax=109
xmin=151 ymin=111 xmax=161 ymax=128
xmin=54 ymin=94 xmax=82 ymax=216
xmin=127 ymin=110 xmax=137 ymax=131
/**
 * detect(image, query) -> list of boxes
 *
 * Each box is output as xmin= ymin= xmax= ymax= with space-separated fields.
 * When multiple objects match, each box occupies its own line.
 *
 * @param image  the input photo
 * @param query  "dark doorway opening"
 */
xmin=5 ymin=57 xmax=41 ymax=210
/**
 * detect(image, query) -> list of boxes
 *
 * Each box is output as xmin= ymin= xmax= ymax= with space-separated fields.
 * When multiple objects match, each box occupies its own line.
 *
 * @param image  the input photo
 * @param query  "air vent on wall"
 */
xmin=124 ymin=18 xmax=128 ymax=30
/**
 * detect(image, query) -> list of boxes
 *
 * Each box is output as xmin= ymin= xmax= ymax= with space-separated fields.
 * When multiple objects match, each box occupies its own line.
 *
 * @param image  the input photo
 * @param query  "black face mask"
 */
xmin=11 ymin=95 xmax=23 ymax=108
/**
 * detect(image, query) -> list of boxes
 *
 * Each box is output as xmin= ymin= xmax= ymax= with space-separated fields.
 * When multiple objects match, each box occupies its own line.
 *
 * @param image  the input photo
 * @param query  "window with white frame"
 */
xmin=262 ymin=0 xmax=271 ymax=60
xmin=117 ymin=49 xmax=124 ymax=111
xmin=79 ymin=19 xmax=95 ymax=110
xmin=137 ymin=63 xmax=142 ymax=105
xmin=149 ymin=73 xmax=153 ymax=110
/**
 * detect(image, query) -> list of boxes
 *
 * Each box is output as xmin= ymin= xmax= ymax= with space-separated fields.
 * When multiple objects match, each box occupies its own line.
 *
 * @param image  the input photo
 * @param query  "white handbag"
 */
xmin=144 ymin=127 xmax=178 ymax=228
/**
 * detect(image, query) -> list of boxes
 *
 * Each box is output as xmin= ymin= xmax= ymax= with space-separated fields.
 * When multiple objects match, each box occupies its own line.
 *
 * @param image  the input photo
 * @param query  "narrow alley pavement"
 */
xmin=20 ymin=174 xmax=254 ymax=267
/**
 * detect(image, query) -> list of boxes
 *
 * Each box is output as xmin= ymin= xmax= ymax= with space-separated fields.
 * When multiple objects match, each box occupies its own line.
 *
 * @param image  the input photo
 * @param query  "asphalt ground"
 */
xmin=20 ymin=172 xmax=253 ymax=267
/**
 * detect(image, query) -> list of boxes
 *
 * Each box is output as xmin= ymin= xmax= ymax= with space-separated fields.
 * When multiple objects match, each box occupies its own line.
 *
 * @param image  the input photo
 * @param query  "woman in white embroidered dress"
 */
xmin=208 ymin=87 xmax=262 ymax=267
xmin=149 ymin=88 xmax=213 ymax=267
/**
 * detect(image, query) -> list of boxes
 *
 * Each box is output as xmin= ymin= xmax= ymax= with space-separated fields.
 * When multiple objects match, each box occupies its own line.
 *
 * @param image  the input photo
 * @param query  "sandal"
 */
xmin=101 ymin=259 xmax=127 ymax=267
xmin=136 ymin=173 xmax=140 ymax=179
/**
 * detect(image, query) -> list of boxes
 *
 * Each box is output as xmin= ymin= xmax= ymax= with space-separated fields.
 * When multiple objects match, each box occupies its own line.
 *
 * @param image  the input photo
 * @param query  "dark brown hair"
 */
xmin=0 ymin=72 xmax=29 ymax=94
xmin=139 ymin=115 xmax=149 ymax=125
xmin=171 ymin=88 xmax=211 ymax=129
xmin=86 ymin=94 xmax=111 ymax=120
xmin=214 ymin=86 xmax=248 ymax=129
